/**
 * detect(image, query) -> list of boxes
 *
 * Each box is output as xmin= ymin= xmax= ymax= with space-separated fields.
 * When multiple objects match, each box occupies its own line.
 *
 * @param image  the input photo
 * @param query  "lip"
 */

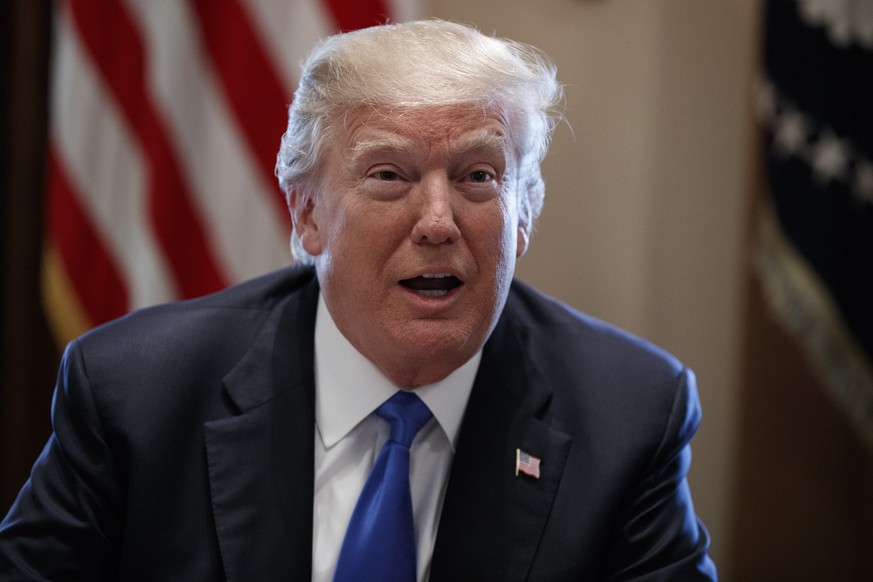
xmin=397 ymin=283 xmax=464 ymax=310
xmin=398 ymin=267 xmax=465 ymax=285
xmin=397 ymin=268 xmax=465 ymax=305
xmin=401 ymin=267 xmax=464 ymax=280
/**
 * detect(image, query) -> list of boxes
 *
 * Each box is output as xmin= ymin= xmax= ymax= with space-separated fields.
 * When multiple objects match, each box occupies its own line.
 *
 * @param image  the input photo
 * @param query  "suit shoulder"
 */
xmin=73 ymin=266 xmax=316 ymax=374
xmin=505 ymin=279 xmax=684 ymax=379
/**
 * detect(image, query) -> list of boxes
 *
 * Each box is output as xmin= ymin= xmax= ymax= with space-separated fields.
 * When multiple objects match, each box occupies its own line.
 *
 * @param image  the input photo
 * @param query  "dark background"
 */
xmin=1 ymin=0 xmax=57 ymax=508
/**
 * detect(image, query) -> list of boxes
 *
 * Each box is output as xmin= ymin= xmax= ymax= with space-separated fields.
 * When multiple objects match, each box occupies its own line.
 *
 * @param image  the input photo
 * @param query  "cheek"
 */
xmin=328 ymin=201 xmax=408 ymax=267
xmin=467 ymin=202 xmax=519 ymax=271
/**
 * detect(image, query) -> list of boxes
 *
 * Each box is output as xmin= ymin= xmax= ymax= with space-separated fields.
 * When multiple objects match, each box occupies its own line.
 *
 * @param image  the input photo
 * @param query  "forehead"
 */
xmin=339 ymin=104 xmax=511 ymax=158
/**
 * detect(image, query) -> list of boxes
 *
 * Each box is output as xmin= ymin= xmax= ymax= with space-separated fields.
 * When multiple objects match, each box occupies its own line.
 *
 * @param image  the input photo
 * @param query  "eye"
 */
xmin=469 ymin=170 xmax=493 ymax=183
xmin=377 ymin=170 xmax=399 ymax=181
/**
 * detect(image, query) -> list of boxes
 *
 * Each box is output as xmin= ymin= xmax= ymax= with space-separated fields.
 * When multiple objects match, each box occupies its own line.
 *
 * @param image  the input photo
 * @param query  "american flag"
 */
xmin=515 ymin=448 xmax=541 ymax=479
xmin=42 ymin=0 xmax=421 ymax=345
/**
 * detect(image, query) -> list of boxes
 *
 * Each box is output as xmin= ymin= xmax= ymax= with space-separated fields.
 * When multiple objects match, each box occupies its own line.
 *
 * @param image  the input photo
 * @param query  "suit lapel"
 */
xmin=204 ymin=277 xmax=319 ymax=581
xmin=430 ymin=315 xmax=572 ymax=581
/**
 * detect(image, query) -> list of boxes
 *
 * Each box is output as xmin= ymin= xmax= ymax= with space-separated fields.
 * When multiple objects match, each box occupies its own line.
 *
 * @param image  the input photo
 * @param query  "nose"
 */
xmin=410 ymin=176 xmax=461 ymax=245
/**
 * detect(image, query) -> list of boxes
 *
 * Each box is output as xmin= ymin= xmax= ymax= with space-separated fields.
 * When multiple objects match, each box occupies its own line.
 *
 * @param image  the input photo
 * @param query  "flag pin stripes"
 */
xmin=515 ymin=448 xmax=541 ymax=479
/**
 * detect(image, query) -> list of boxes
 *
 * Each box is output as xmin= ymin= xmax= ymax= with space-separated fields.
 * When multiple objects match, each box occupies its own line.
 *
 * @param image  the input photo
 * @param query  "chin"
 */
xmin=401 ymin=320 xmax=485 ymax=360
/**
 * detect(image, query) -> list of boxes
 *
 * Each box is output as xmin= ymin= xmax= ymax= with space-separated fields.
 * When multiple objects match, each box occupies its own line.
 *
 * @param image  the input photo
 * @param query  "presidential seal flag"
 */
xmin=755 ymin=0 xmax=873 ymax=446
xmin=42 ymin=0 xmax=421 ymax=346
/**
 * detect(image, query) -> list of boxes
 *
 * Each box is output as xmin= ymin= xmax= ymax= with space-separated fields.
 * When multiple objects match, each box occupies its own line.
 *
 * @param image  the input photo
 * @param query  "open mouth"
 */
xmin=399 ymin=273 xmax=463 ymax=297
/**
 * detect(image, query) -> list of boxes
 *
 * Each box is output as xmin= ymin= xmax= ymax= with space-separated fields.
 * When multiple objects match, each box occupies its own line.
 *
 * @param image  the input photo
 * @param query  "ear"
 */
xmin=516 ymin=221 xmax=530 ymax=258
xmin=289 ymin=190 xmax=324 ymax=256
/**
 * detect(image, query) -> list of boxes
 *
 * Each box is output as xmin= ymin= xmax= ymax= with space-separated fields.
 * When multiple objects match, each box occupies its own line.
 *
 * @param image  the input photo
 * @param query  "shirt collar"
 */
xmin=314 ymin=293 xmax=479 ymax=451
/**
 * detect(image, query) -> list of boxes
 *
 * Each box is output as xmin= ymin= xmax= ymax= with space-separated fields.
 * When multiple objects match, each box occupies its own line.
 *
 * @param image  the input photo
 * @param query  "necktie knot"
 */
xmin=376 ymin=391 xmax=432 ymax=448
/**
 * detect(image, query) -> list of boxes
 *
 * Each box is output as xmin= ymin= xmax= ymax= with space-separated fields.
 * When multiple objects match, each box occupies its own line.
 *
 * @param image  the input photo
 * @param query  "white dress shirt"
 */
xmin=311 ymin=294 xmax=480 ymax=582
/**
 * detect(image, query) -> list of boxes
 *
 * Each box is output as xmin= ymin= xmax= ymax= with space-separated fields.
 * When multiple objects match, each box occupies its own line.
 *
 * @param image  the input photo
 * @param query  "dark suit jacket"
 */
xmin=0 ymin=266 xmax=716 ymax=580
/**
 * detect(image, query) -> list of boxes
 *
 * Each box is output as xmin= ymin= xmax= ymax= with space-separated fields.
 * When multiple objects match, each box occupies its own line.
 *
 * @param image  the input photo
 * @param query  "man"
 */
xmin=0 ymin=20 xmax=716 ymax=581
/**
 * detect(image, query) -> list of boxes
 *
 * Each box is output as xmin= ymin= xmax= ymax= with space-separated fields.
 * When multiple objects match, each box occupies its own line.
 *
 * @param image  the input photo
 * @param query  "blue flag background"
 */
xmin=757 ymin=0 xmax=873 ymax=446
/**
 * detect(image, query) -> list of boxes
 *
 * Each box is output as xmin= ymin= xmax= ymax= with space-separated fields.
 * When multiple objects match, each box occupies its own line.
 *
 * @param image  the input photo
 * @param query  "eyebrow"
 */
xmin=452 ymin=130 xmax=508 ymax=157
xmin=347 ymin=135 xmax=415 ymax=167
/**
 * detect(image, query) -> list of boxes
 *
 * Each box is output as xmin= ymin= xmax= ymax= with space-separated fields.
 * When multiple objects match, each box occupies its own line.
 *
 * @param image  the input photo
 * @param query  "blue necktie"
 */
xmin=333 ymin=391 xmax=433 ymax=582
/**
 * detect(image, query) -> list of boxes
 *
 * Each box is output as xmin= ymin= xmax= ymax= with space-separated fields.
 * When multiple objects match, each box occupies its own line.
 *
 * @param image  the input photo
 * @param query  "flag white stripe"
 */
xmin=53 ymin=3 xmax=176 ymax=307
xmin=246 ymin=0 xmax=335 ymax=94
xmin=122 ymin=0 xmax=291 ymax=282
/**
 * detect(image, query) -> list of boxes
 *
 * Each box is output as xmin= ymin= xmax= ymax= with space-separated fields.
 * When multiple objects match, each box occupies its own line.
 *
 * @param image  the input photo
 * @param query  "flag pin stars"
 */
xmin=515 ymin=448 xmax=541 ymax=479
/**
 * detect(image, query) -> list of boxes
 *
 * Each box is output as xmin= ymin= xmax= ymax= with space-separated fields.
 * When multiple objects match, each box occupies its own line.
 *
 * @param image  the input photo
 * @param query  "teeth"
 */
xmin=416 ymin=289 xmax=449 ymax=297
xmin=422 ymin=273 xmax=452 ymax=279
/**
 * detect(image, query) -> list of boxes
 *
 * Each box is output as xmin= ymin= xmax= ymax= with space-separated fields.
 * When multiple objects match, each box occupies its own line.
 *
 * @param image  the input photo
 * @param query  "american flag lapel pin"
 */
xmin=515 ymin=448 xmax=541 ymax=479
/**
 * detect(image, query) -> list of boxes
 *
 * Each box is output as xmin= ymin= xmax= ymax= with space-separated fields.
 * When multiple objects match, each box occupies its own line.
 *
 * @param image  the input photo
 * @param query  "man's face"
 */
xmin=293 ymin=105 xmax=528 ymax=387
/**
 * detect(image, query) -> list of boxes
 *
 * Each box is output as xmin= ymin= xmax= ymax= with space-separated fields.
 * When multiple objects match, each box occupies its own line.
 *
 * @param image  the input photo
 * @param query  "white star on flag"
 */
xmin=811 ymin=130 xmax=850 ymax=184
xmin=773 ymin=109 xmax=809 ymax=158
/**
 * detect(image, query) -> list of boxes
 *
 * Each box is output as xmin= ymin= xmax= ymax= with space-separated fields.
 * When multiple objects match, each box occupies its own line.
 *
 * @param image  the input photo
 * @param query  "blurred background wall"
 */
xmin=3 ymin=1 xmax=872 ymax=580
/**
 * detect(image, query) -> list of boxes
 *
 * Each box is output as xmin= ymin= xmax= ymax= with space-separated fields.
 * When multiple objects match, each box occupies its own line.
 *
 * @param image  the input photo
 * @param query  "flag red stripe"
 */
xmin=67 ymin=0 xmax=229 ymax=298
xmin=46 ymin=146 xmax=130 ymax=325
xmin=322 ymin=0 xmax=393 ymax=32
xmin=188 ymin=0 xmax=292 ymax=228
